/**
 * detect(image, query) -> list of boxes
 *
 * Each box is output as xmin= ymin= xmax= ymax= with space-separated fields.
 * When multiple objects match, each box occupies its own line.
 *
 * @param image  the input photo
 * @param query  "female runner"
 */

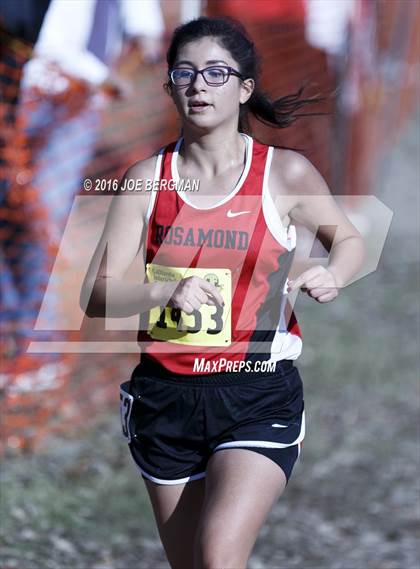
xmin=81 ymin=16 xmax=365 ymax=569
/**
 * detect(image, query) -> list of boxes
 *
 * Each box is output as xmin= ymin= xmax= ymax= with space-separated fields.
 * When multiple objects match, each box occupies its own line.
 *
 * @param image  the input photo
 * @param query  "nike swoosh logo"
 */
xmin=272 ymin=423 xmax=288 ymax=428
xmin=227 ymin=209 xmax=251 ymax=217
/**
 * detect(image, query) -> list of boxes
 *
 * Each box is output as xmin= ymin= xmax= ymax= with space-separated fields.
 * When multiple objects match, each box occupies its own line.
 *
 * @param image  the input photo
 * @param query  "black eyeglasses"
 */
xmin=169 ymin=65 xmax=244 ymax=87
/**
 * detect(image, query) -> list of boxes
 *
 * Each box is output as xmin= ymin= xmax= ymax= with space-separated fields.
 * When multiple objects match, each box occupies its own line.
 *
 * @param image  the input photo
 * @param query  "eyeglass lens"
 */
xmin=171 ymin=67 xmax=230 ymax=86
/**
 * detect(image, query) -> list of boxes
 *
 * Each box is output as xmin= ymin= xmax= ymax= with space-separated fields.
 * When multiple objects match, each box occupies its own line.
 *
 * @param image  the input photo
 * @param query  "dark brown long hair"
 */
xmin=165 ymin=16 xmax=326 ymax=136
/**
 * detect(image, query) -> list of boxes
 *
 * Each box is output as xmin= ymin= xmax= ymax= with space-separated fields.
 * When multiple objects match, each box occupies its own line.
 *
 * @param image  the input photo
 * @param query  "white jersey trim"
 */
xmin=262 ymin=145 xmax=301 ymax=362
xmin=170 ymin=133 xmax=254 ymax=210
xmin=268 ymin=329 xmax=303 ymax=362
xmin=266 ymin=291 xmax=303 ymax=362
xmin=262 ymin=145 xmax=296 ymax=252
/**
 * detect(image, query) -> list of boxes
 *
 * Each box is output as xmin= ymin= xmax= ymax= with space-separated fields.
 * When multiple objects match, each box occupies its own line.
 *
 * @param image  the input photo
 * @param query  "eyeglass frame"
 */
xmin=168 ymin=65 xmax=245 ymax=87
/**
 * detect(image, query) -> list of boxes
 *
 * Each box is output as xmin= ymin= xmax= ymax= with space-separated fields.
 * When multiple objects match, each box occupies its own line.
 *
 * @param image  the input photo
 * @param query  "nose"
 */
xmin=189 ymin=71 xmax=207 ymax=91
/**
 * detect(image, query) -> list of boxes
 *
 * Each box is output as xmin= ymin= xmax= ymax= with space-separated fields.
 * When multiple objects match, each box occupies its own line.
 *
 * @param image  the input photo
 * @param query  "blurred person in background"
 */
xmin=0 ymin=0 xmax=165 ymax=389
xmin=19 ymin=0 xmax=165 ymax=241
xmin=0 ymin=0 xmax=52 ymax=384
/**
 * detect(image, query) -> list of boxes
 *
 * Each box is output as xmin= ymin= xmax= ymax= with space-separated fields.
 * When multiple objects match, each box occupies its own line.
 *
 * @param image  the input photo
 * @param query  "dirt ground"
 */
xmin=1 ymin=112 xmax=419 ymax=569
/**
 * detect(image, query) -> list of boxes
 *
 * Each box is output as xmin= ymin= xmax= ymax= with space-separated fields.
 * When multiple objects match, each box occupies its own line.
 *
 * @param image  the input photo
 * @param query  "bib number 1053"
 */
xmin=146 ymin=263 xmax=232 ymax=346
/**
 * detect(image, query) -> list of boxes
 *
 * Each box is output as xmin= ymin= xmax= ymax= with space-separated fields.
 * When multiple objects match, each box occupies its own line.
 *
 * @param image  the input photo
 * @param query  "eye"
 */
xmin=206 ymin=67 xmax=226 ymax=79
xmin=172 ymin=68 xmax=194 ymax=81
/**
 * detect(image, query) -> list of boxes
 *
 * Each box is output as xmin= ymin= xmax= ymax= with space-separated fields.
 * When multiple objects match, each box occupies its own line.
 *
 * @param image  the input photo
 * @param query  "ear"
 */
xmin=163 ymin=82 xmax=172 ymax=97
xmin=239 ymin=78 xmax=255 ymax=105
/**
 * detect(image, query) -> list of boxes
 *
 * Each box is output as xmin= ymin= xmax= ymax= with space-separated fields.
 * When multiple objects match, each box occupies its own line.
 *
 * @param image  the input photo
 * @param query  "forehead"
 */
xmin=174 ymin=37 xmax=236 ymax=68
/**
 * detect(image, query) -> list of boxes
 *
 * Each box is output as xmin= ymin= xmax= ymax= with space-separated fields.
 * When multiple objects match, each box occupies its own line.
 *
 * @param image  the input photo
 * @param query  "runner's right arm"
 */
xmin=80 ymin=157 xmax=223 ymax=318
xmin=80 ymin=157 xmax=174 ymax=318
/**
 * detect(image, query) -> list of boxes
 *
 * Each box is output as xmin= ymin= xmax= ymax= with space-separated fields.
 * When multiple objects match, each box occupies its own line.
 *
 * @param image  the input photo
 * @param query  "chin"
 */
xmin=185 ymin=117 xmax=217 ymax=134
xmin=186 ymin=112 xmax=230 ymax=131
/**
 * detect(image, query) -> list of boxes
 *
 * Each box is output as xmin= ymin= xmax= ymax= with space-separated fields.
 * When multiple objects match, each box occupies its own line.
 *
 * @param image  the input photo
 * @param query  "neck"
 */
xmin=179 ymin=125 xmax=246 ymax=179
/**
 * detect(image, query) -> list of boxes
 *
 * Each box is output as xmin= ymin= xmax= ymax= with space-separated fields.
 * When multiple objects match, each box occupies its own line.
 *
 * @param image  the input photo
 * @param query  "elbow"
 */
xmin=84 ymin=303 xmax=99 ymax=319
xmin=348 ymin=232 xmax=366 ymax=251
xmin=79 ymin=294 xmax=95 ymax=319
xmin=82 ymin=300 xmax=103 ymax=319
xmin=79 ymin=282 xmax=102 ymax=319
xmin=352 ymin=234 xmax=368 ymax=274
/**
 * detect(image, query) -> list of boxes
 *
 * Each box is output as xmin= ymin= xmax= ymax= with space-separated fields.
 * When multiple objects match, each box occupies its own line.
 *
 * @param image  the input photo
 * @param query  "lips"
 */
xmin=188 ymin=101 xmax=211 ymax=108
xmin=188 ymin=101 xmax=212 ymax=115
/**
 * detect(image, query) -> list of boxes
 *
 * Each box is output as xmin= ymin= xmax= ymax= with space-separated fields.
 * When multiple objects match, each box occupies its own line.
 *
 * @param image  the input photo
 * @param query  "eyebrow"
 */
xmin=174 ymin=60 xmax=230 ymax=67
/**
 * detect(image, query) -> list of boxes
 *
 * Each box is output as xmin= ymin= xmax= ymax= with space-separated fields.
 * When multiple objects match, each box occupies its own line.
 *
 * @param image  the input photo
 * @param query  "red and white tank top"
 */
xmin=137 ymin=134 xmax=302 ymax=375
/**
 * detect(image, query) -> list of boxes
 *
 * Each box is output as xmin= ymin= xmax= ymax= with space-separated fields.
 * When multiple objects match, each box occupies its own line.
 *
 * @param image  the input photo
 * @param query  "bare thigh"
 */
xmin=194 ymin=449 xmax=287 ymax=569
xmin=144 ymin=477 xmax=206 ymax=569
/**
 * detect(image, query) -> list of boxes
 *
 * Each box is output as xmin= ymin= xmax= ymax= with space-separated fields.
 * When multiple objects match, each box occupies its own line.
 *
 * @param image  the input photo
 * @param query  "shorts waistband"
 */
xmin=132 ymin=357 xmax=296 ymax=386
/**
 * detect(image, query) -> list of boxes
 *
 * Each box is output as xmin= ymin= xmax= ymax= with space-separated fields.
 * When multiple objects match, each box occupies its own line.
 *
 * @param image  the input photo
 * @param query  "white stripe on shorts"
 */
xmin=133 ymin=462 xmax=207 ymax=485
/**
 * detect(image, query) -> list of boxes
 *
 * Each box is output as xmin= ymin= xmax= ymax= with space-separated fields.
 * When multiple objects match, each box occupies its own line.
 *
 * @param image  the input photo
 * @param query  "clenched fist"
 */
xmin=287 ymin=266 xmax=339 ymax=303
xmin=167 ymin=276 xmax=225 ymax=314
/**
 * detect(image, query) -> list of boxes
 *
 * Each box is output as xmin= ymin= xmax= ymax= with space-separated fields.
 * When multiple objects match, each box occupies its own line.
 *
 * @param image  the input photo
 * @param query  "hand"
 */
xmin=167 ymin=276 xmax=225 ymax=315
xmin=287 ymin=266 xmax=339 ymax=303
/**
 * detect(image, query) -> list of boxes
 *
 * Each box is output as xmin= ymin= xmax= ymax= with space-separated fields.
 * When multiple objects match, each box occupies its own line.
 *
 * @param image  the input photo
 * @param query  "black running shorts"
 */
xmin=119 ymin=358 xmax=305 ymax=485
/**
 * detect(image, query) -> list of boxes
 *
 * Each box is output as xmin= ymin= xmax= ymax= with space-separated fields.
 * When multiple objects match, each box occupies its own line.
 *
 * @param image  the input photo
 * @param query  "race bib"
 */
xmin=145 ymin=263 xmax=232 ymax=346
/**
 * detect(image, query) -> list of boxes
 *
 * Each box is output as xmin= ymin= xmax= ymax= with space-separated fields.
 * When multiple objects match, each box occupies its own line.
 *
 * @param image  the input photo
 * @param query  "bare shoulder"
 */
xmin=117 ymin=152 xmax=159 ymax=194
xmin=269 ymin=147 xmax=331 ymax=197
xmin=113 ymin=150 xmax=161 ymax=216
xmin=267 ymin=147 xmax=335 ymax=229
xmin=269 ymin=147 xmax=361 ymax=239
xmin=123 ymin=153 xmax=158 ymax=182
